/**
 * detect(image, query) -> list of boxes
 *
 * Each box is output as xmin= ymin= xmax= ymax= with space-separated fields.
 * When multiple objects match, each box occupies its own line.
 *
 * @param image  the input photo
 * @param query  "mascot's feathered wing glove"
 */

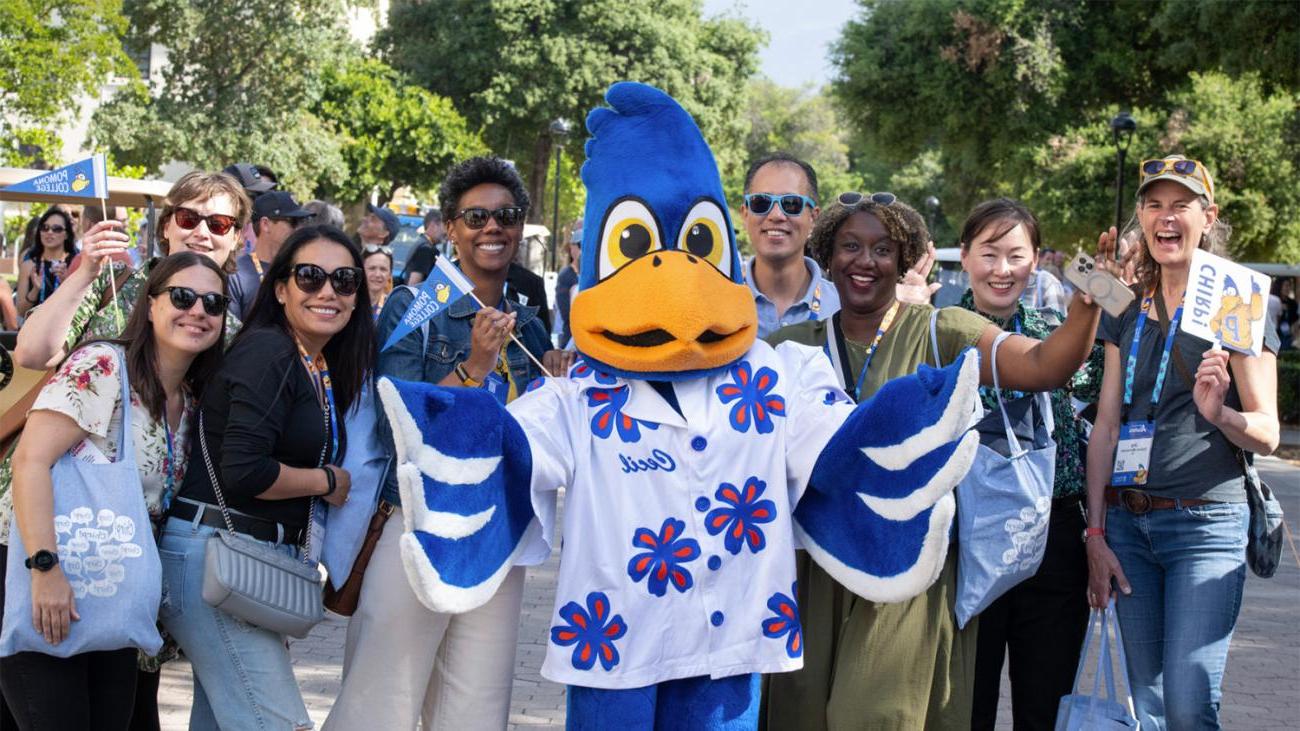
xmin=376 ymin=378 xmax=538 ymax=613
xmin=796 ymin=348 xmax=982 ymax=604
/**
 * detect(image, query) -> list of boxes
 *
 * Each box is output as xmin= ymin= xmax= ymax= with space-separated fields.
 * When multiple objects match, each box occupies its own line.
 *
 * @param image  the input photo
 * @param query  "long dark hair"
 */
xmin=27 ymin=208 xmax=76 ymax=264
xmin=83 ymin=252 xmax=228 ymax=422
xmin=240 ymin=225 xmax=375 ymax=416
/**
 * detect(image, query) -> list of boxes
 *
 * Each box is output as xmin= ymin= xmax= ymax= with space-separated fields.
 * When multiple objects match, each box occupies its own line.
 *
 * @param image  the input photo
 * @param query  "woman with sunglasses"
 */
xmin=362 ymin=245 xmax=393 ymax=322
xmin=1086 ymin=156 xmax=1279 ymax=730
xmin=764 ymin=191 xmax=1114 ymax=729
xmin=328 ymin=156 xmax=557 ymax=731
xmin=157 ymin=225 xmax=372 ymax=730
xmin=954 ymin=199 xmax=1099 ymax=730
xmin=16 ymin=208 xmax=78 ymax=318
xmin=0 ymin=252 xmax=228 ymax=730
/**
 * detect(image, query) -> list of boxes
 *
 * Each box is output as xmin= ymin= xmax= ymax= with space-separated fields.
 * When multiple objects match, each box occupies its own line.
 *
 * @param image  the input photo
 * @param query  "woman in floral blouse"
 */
xmin=0 ymin=252 xmax=228 ymax=730
xmin=956 ymin=199 xmax=1099 ymax=730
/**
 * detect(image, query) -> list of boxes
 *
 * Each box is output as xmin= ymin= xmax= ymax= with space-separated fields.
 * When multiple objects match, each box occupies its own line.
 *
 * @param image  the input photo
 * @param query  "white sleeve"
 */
xmin=507 ymin=379 xmax=578 ymax=561
xmin=775 ymin=342 xmax=855 ymax=508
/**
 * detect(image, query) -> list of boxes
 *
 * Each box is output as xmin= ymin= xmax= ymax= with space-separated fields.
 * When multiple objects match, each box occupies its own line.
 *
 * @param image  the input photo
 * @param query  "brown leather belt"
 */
xmin=1105 ymin=487 xmax=1214 ymax=515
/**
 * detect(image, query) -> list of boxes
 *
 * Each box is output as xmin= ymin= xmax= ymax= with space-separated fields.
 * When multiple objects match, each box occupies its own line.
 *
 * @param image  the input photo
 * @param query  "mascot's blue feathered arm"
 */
xmin=794 ymin=349 xmax=982 ymax=604
xmin=376 ymin=377 xmax=539 ymax=614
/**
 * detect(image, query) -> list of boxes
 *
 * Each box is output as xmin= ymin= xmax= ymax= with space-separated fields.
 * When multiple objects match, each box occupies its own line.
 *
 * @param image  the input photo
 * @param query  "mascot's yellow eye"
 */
xmin=598 ymin=198 xmax=662 ymax=281
xmin=677 ymin=199 xmax=732 ymax=278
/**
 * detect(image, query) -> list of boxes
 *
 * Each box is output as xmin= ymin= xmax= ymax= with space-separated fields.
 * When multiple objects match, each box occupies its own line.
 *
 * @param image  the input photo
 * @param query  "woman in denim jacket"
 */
xmin=327 ymin=157 xmax=562 ymax=731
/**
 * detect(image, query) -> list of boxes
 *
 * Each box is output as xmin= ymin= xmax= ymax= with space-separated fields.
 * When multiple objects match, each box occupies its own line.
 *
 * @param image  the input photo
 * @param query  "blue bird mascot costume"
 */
xmin=377 ymin=82 xmax=982 ymax=730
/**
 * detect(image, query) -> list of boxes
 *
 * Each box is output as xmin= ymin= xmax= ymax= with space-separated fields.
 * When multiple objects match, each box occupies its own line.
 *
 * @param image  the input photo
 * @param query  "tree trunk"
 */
xmin=527 ymin=132 xmax=551 ymax=224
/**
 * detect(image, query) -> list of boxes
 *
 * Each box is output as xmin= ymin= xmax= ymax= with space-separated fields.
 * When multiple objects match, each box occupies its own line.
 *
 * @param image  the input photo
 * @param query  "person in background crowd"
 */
xmin=222 ymin=163 xmax=278 ymax=255
xmin=68 ymin=205 xmax=132 ymax=276
xmin=1023 ymin=257 xmax=1069 ymax=315
xmin=363 ymin=245 xmax=393 ymax=322
xmin=357 ymin=203 xmax=399 ymax=250
xmin=1087 ymin=155 xmax=1279 ymax=730
xmin=764 ymin=190 xmax=1110 ymax=729
xmin=404 ymin=208 xmax=448 ymax=286
xmin=160 ymin=225 xmax=371 ymax=731
xmin=740 ymin=152 xmax=839 ymax=337
xmin=0 ymin=252 xmax=228 ymax=731
xmin=17 ymin=208 xmax=77 ymax=318
xmin=327 ymin=156 xmax=561 ymax=731
xmin=957 ymin=199 xmax=1096 ymax=730
xmin=304 ymin=200 xmax=345 ymax=231
xmin=1280 ymin=278 xmax=1297 ymax=351
xmin=506 ymin=260 xmax=551 ymax=335
xmin=228 ymin=191 xmax=312 ymax=320
xmin=553 ymin=223 xmax=582 ymax=347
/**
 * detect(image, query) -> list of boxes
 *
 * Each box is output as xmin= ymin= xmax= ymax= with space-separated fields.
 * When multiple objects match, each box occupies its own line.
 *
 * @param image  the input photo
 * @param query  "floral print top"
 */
xmin=0 ymin=343 xmax=194 ymax=544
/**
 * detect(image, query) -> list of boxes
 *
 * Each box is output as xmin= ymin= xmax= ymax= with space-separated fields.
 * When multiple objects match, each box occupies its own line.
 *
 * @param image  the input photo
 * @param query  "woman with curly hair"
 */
xmin=764 ymin=192 xmax=1115 ymax=729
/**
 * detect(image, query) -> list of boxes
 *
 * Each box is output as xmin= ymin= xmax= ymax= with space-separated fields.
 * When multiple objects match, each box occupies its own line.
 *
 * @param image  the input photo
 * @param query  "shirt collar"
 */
xmin=745 ymin=256 xmax=828 ymax=309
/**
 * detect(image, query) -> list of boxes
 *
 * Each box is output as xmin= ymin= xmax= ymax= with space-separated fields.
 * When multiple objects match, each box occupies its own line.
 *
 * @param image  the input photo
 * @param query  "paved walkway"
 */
xmin=159 ymin=457 xmax=1300 ymax=729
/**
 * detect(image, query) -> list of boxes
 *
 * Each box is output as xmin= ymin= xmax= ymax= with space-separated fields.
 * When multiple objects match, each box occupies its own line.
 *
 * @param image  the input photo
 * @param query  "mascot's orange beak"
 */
xmin=571 ymin=250 xmax=757 ymax=374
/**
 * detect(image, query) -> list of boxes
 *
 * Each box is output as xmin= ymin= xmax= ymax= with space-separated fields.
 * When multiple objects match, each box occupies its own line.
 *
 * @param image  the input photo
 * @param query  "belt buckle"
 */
xmin=1121 ymin=489 xmax=1152 ymax=515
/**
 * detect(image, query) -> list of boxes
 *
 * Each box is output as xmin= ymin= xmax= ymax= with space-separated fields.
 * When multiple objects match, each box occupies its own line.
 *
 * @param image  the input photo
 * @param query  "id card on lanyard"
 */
xmin=1113 ymin=294 xmax=1181 ymax=486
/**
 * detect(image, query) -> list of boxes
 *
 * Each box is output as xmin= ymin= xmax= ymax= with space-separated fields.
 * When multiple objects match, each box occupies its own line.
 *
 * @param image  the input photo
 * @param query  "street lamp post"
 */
xmin=1110 ymin=111 xmax=1137 ymax=241
xmin=548 ymin=118 xmax=572 ymax=272
xmin=924 ymin=196 xmax=940 ymax=241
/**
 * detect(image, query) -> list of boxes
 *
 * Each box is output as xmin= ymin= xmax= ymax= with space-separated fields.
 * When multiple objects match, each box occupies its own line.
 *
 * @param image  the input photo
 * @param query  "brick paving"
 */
xmin=158 ymin=457 xmax=1300 ymax=729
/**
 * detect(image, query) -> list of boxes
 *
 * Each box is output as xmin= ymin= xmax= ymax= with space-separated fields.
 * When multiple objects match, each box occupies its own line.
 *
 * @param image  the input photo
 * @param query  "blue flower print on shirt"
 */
xmin=761 ymin=583 xmax=802 ymax=658
xmin=705 ymin=476 xmax=777 ymax=555
xmin=715 ymin=361 xmax=786 ymax=434
xmin=550 ymin=591 xmax=628 ymax=672
xmin=588 ymin=387 xmax=658 ymax=443
xmin=627 ymin=517 xmax=701 ymax=597
xmin=822 ymin=388 xmax=849 ymax=405
xmin=569 ymin=358 xmax=619 ymax=385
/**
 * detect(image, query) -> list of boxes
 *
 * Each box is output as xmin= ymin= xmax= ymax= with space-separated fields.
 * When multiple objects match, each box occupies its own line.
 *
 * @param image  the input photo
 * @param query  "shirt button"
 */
xmin=695 ymin=497 xmax=710 ymax=512
xmin=711 ymin=611 xmax=724 ymax=626
xmin=707 ymin=556 xmax=721 ymax=570
xmin=691 ymin=436 xmax=707 ymax=452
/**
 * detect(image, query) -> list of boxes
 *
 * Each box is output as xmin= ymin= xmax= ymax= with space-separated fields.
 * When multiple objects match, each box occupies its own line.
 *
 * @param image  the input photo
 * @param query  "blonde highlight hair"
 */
xmin=158 ymin=171 xmax=252 ymax=272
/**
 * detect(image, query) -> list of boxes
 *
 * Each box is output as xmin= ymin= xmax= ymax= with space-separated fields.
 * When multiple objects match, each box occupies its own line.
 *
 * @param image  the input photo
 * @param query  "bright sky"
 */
xmin=703 ymin=0 xmax=860 ymax=89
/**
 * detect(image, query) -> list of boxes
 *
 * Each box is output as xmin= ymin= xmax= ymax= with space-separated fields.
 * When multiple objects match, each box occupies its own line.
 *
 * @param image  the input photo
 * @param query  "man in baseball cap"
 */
xmin=228 ymin=190 xmax=312 ymax=319
xmin=222 ymin=162 xmax=278 ymax=197
xmin=359 ymin=203 xmax=400 ymax=247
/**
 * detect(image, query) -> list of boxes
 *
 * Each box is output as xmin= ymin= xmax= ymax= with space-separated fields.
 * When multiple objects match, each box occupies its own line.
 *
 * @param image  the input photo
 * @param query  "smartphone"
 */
xmin=1064 ymin=252 xmax=1136 ymax=318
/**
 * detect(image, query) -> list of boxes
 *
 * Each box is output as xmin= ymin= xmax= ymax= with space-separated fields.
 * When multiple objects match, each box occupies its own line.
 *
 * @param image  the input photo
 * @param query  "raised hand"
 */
xmin=896 ymin=241 xmax=942 ymax=305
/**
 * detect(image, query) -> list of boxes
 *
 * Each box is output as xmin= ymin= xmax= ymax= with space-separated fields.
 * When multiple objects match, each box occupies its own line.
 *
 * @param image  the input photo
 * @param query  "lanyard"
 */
xmin=1123 ymin=293 xmax=1183 ymax=409
xmin=845 ymin=301 xmax=900 ymax=402
xmin=372 ymin=291 xmax=386 ymax=322
xmin=251 ymin=255 xmax=265 ymax=281
xmin=161 ymin=416 xmax=177 ymax=514
xmin=810 ymin=282 xmax=822 ymax=314
xmin=293 ymin=337 xmax=339 ymax=465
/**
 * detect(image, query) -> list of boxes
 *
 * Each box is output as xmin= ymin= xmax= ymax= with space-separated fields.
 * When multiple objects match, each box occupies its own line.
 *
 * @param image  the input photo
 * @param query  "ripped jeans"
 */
xmin=158 ymin=515 xmax=314 ymax=730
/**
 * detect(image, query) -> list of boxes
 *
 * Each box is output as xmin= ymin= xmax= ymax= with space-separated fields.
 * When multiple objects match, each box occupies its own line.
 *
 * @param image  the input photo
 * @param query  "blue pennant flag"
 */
xmin=1 ymin=154 xmax=108 ymax=200
xmin=382 ymin=255 xmax=477 ymax=352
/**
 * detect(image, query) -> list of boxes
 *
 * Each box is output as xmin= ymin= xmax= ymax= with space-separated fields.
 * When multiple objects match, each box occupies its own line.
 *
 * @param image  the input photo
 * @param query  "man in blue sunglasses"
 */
xmin=740 ymin=152 xmax=839 ymax=338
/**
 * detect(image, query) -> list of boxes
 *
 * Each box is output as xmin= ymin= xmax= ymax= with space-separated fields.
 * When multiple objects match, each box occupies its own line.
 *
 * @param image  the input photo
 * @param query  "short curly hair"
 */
xmin=807 ymin=195 xmax=929 ymax=276
xmin=439 ymin=156 xmax=531 ymax=224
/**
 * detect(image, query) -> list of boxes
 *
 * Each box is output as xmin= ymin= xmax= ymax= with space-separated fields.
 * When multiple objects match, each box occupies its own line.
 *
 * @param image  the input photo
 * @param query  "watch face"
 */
xmin=28 ymin=550 xmax=57 ymax=571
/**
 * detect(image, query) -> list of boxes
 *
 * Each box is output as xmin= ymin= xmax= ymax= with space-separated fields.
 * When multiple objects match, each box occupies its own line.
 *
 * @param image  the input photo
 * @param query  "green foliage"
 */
xmin=1 ymin=128 xmax=63 ymax=168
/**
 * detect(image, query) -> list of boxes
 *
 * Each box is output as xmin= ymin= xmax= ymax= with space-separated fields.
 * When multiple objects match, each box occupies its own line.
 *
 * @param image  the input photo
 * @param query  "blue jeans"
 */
xmin=1107 ymin=502 xmax=1248 ymax=731
xmin=157 ymin=516 xmax=313 ymax=730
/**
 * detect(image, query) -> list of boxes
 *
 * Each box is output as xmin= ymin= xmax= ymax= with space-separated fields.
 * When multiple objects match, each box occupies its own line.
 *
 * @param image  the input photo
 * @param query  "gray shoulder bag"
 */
xmin=197 ymin=412 xmax=325 ymax=638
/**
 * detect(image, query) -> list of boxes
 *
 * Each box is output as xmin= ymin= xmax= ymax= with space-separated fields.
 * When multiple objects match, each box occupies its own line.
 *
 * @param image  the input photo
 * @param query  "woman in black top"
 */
xmin=158 ymin=225 xmax=374 ymax=730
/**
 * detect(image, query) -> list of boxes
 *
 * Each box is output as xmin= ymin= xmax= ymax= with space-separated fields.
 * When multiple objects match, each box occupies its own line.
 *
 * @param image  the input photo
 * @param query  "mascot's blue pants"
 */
xmin=566 ymin=673 xmax=759 ymax=730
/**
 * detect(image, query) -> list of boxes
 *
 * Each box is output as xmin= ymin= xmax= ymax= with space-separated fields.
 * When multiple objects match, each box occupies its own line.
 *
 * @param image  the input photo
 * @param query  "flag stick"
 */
xmin=467 ymin=291 xmax=553 ymax=377
xmin=99 ymin=194 xmax=123 ymax=331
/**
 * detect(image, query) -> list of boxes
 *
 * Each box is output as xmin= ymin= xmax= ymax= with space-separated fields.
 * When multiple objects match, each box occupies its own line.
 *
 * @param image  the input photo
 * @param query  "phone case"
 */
xmin=1064 ymin=252 xmax=1136 ymax=318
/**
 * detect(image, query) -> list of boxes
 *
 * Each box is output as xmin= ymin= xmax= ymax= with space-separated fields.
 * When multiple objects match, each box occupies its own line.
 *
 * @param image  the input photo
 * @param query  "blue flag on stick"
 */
xmin=1 ymin=154 xmax=108 ymax=200
xmin=382 ymin=255 xmax=477 ymax=352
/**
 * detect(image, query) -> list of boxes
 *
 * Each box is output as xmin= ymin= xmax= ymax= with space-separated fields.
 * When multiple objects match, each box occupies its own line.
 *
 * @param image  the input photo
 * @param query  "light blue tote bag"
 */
xmin=0 ymin=347 xmax=163 ymax=657
xmin=320 ymin=381 xmax=391 ymax=587
xmin=1056 ymin=600 xmax=1140 ymax=730
xmin=930 ymin=313 xmax=1057 ymax=628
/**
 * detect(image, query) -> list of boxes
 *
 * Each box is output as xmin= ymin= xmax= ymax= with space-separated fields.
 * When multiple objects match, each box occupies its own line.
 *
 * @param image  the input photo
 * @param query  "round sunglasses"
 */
xmin=838 ymin=191 xmax=897 ymax=207
xmin=172 ymin=206 xmax=239 ymax=236
xmin=157 ymin=286 xmax=229 ymax=316
xmin=743 ymin=193 xmax=818 ymax=217
xmin=291 ymin=263 xmax=363 ymax=296
xmin=450 ymin=206 xmax=526 ymax=229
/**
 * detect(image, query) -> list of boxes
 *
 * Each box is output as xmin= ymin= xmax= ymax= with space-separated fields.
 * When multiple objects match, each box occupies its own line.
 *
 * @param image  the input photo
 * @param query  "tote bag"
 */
xmin=929 ymin=313 xmax=1057 ymax=628
xmin=1056 ymin=601 xmax=1140 ymax=730
xmin=0 ymin=346 xmax=163 ymax=657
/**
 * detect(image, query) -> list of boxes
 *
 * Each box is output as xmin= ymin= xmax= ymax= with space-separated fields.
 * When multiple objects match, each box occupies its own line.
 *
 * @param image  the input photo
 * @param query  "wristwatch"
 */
xmin=24 ymin=550 xmax=58 ymax=572
xmin=1082 ymin=527 xmax=1106 ymax=544
xmin=454 ymin=362 xmax=482 ymax=387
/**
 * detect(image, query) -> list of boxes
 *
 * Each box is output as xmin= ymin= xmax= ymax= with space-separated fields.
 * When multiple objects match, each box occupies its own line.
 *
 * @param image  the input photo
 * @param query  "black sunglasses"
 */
xmin=291 ymin=263 xmax=363 ymax=296
xmin=451 ymin=206 xmax=526 ymax=229
xmin=39 ymin=224 xmax=67 ymax=234
xmin=158 ymin=286 xmax=229 ymax=317
xmin=742 ymin=193 xmax=817 ymax=217
xmin=838 ymin=191 xmax=897 ymax=207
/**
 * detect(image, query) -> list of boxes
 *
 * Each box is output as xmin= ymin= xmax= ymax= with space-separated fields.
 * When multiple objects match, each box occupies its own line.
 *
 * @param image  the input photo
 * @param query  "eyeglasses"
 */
xmin=291 ymin=263 xmax=363 ymax=296
xmin=363 ymin=244 xmax=393 ymax=255
xmin=742 ymin=193 xmax=818 ymax=217
xmin=1139 ymin=157 xmax=1214 ymax=199
xmin=450 ymin=207 xmax=526 ymax=229
xmin=39 ymin=224 xmax=66 ymax=234
xmin=158 ymin=286 xmax=229 ymax=317
xmin=172 ymin=207 xmax=239 ymax=236
xmin=837 ymin=191 xmax=897 ymax=207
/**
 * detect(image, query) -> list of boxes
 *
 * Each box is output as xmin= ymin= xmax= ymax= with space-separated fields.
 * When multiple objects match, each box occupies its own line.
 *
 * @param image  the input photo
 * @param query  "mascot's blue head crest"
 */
xmin=569 ymin=82 xmax=758 ymax=379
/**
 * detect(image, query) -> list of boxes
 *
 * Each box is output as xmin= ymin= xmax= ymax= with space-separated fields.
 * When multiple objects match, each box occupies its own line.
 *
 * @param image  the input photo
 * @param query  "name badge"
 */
xmin=484 ymin=372 xmax=510 ymax=405
xmin=1112 ymin=421 xmax=1154 ymax=486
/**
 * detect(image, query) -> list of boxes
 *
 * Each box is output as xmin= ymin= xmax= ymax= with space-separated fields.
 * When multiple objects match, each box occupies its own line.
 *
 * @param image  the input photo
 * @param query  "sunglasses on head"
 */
xmin=172 ymin=206 xmax=239 ymax=236
xmin=450 ymin=206 xmax=526 ymax=229
xmin=837 ymin=191 xmax=897 ymax=207
xmin=363 ymin=244 xmax=393 ymax=255
xmin=39 ymin=224 xmax=66 ymax=234
xmin=291 ymin=263 xmax=363 ymax=296
xmin=1139 ymin=157 xmax=1214 ymax=198
xmin=743 ymin=193 xmax=818 ymax=217
xmin=158 ymin=286 xmax=229 ymax=317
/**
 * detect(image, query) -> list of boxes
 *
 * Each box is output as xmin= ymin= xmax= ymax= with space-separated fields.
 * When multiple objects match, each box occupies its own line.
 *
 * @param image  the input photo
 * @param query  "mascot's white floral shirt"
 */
xmin=511 ymin=340 xmax=854 ymax=689
xmin=0 ymin=343 xmax=193 ymax=544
